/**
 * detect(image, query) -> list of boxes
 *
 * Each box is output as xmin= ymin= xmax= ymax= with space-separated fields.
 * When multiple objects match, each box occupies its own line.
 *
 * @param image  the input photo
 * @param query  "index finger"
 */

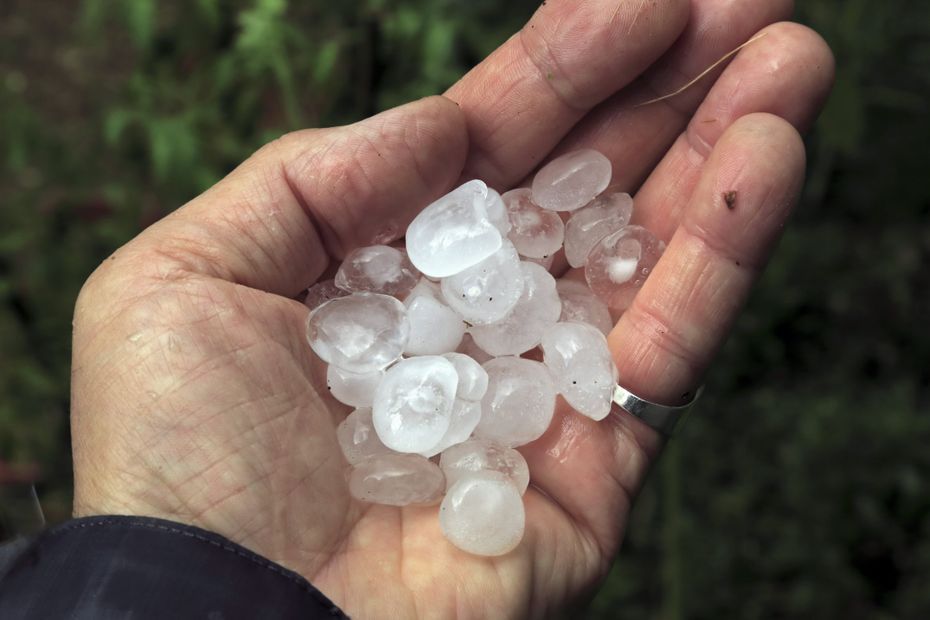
xmin=446 ymin=0 xmax=689 ymax=189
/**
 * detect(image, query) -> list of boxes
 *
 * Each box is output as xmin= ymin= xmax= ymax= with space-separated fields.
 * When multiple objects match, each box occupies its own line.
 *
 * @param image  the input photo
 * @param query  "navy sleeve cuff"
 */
xmin=0 ymin=515 xmax=348 ymax=619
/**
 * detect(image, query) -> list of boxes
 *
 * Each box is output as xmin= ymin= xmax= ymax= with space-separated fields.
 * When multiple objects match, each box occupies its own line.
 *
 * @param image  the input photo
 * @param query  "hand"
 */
xmin=71 ymin=0 xmax=833 ymax=617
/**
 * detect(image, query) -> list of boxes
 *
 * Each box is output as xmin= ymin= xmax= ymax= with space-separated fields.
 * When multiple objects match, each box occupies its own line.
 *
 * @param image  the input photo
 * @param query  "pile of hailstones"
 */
xmin=305 ymin=149 xmax=665 ymax=557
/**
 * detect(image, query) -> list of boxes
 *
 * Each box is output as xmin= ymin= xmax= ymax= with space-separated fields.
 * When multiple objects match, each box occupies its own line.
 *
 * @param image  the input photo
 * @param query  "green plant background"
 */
xmin=1 ymin=0 xmax=928 ymax=617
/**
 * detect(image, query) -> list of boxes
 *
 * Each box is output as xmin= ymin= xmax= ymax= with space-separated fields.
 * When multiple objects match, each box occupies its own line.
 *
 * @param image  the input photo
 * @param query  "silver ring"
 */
xmin=611 ymin=383 xmax=704 ymax=435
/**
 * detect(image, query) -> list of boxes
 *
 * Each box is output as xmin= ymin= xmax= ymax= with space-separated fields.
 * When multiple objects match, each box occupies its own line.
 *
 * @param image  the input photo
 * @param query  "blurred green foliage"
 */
xmin=1 ymin=0 xmax=928 ymax=617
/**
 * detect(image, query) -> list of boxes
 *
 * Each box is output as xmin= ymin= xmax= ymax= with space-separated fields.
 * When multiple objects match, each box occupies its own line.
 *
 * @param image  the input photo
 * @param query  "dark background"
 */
xmin=1 ymin=0 xmax=928 ymax=617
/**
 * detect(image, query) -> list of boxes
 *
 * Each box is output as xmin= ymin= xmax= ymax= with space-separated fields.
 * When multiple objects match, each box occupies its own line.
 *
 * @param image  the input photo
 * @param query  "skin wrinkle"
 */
xmin=518 ymin=22 xmax=588 ymax=115
xmin=283 ymin=135 xmax=349 ymax=259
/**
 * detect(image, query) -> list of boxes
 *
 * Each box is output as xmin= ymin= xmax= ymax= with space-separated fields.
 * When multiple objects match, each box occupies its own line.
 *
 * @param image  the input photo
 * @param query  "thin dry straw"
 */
xmin=635 ymin=32 xmax=769 ymax=107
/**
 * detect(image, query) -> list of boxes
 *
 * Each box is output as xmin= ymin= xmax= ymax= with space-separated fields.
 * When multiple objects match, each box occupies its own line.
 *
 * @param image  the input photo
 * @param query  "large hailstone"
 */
xmin=334 ymin=245 xmax=420 ymax=297
xmin=372 ymin=356 xmax=459 ymax=453
xmin=584 ymin=225 xmax=666 ymax=311
xmin=540 ymin=321 xmax=618 ymax=421
xmin=440 ymin=241 xmax=525 ymax=325
xmin=501 ymin=188 xmax=565 ymax=259
xmin=469 ymin=262 xmax=561 ymax=356
xmin=440 ymin=438 xmax=530 ymax=495
xmin=326 ymin=365 xmax=383 ymax=408
xmin=440 ymin=474 xmax=525 ymax=556
xmin=404 ymin=279 xmax=466 ymax=355
xmin=555 ymin=278 xmax=613 ymax=336
xmin=563 ymin=190 xmax=634 ymax=268
xmin=531 ymin=149 xmax=612 ymax=212
xmin=475 ymin=357 xmax=556 ymax=447
xmin=336 ymin=407 xmax=392 ymax=465
xmin=349 ymin=453 xmax=445 ymax=506
xmin=406 ymin=180 xmax=502 ymax=278
xmin=306 ymin=293 xmax=409 ymax=373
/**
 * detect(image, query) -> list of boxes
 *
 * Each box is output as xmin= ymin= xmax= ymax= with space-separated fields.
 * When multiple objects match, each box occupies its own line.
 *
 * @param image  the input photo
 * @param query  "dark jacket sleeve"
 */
xmin=0 ymin=515 xmax=348 ymax=619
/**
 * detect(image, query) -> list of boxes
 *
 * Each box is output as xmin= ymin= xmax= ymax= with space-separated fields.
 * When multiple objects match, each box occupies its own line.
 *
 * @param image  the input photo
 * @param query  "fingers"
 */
xmin=611 ymin=113 xmax=806 ymax=405
xmin=446 ymin=0 xmax=689 ymax=189
xmin=548 ymin=0 xmax=794 ymax=192
xmin=109 ymin=96 xmax=467 ymax=297
xmin=522 ymin=113 xmax=806 ymax=554
xmin=634 ymin=21 xmax=835 ymax=239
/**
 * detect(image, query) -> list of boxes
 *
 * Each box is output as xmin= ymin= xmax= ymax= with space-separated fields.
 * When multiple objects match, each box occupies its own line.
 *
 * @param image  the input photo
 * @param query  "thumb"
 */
xmin=110 ymin=96 xmax=468 ymax=297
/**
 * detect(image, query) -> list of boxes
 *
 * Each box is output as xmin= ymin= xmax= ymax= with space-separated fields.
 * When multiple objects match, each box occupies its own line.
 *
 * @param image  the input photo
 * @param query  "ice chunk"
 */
xmin=372 ymin=356 xmax=458 ymax=453
xmin=501 ymin=188 xmax=564 ymax=259
xmin=439 ymin=475 xmax=525 ymax=556
xmin=563 ymin=191 xmax=634 ymax=268
xmin=326 ymin=365 xmax=383 ymax=408
xmin=442 ymin=352 xmax=489 ymax=402
xmin=556 ymin=279 xmax=613 ymax=336
xmin=584 ymin=225 xmax=665 ymax=311
xmin=474 ymin=357 xmax=556 ymax=447
xmin=541 ymin=322 xmax=618 ymax=421
xmin=485 ymin=187 xmax=511 ymax=235
xmin=306 ymin=293 xmax=409 ymax=373
xmin=440 ymin=438 xmax=529 ymax=495
xmin=420 ymin=399 xmax=483 ymax=457
xmin=440 ymin=241 xmax=524 ymax=325
xmin=531 ymin=149 xmax=612 ymax=212
xmin=336 ymin=407 xmax=392 ymax=465
xmin=404 ymin=280 xmax=466 ymax=355
xmin=349 ymin=453 xmax=445 ymax=506
xmin=469 ymin=262 xmax=561 ymax=356
xmin=334 ymin=245 xmax=420 ymax=298
xmin=406 ymin=180 xmax=502 ymax=278
xmin=304 ymin=279 xmax=347 ymax=311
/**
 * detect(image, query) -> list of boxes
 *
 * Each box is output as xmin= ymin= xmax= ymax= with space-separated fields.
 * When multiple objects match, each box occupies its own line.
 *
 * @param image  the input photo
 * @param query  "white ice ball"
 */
xmin=469 ymin=262 xmax=561 ymax=356
xmin=501 ymin=188 xmax=565 ymax=259
xmin=406 ymin=180 xmax=502 ymax=278
xmin=563 ymin=190 xmax=633 ymax=268
xmin=440 ymin=438 xmax=530 ymax=495
xmin=334 ymin=245 xmax=420 ymax=297
xmin=584 ymin=225 xmax=666 ymax=311
xmin=336 ymin=407 xmax=392 ymax=465
xmin=306 ymin=293 xmax=409 ymax=373
xmin=474 ymin=357 xmax=556 ymax=447
xmin=439 ymin=474 xmax=525 ymax=556
xmin=372 ymin=356 xmax=459 ymax=453
xmin=440 ymin=240 xmax=525 ymax=325
xmin=404 ymin=280 xmax=466 ymax=355
xmin=349 ymin=453 xmax=445 ymax=506
xmin=531 ymin=149 xmax=612 ymax=212
xmin=541 ymin=321 xmax=618 ymax=421
xmin=556 ymin=278 xmax=613 ymax=336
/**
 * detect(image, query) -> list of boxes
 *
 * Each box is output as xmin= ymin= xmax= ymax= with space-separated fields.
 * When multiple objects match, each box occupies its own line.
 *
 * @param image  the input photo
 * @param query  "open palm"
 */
xmin=70 ymin=1 xmax=833 ymax=617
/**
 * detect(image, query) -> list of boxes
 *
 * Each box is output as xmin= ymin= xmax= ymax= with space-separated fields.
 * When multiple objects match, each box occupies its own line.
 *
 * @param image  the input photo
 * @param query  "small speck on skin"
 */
xmin=723 ymin=190 xmax=737 ymax=210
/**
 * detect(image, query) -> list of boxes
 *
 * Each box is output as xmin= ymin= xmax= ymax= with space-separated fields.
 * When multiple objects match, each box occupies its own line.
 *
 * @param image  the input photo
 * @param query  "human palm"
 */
xmin=71 ymin=1 xmax=833 ymax=617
